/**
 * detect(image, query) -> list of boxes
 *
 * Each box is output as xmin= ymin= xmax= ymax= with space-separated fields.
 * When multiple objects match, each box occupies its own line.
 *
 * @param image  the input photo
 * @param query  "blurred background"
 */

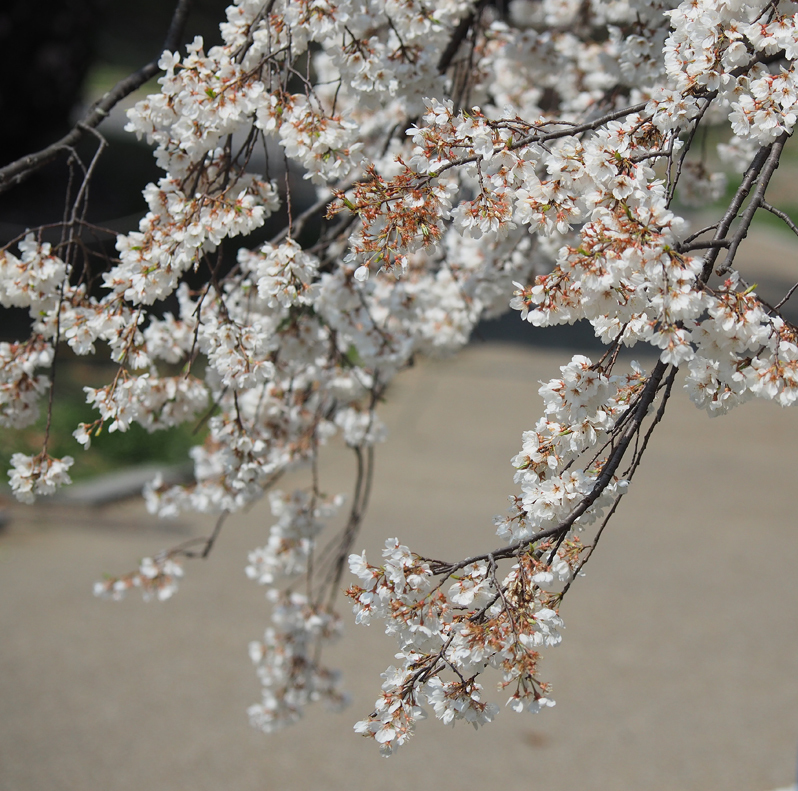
xmin=0 ymin=0 xmax=228 ymax=221
xmin=1 ymin=3 xmax=798 ymax=790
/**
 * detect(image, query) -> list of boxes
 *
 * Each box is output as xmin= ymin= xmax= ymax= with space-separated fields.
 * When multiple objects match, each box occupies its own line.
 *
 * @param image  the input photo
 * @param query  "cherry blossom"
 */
xmin=3 ymin=0 xmax=798 ymax=755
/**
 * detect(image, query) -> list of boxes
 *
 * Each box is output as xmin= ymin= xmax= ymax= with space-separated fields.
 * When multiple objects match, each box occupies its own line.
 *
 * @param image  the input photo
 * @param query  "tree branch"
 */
xmin=437 ymin=1 xmax=488 ymax=73
xmin=695 ymin=142 xmax=773 ymax=281
xmin=761 ymin=199 xmax=798 ymax=239
xmin=428 ymin=360 xmax=670 ymax=576
xmin=717 ymin=131 xmax=789 ymax=276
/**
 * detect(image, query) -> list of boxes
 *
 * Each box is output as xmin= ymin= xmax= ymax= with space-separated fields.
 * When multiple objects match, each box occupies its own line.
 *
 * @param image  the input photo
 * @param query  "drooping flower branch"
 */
xmin=2 ymin=0 xmax=798 ymax=754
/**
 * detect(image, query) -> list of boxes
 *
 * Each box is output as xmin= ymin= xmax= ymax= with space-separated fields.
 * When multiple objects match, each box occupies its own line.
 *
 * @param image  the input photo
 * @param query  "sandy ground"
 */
xmin=2 ymin=232 xmax=798 ymax=791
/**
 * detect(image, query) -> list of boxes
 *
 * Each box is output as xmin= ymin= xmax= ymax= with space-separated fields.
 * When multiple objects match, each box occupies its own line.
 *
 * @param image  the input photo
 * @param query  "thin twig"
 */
xmin=681 ymin=221 xmax=721 ymax=247
xmin=761 ymin=199 xmax=798 ymax=239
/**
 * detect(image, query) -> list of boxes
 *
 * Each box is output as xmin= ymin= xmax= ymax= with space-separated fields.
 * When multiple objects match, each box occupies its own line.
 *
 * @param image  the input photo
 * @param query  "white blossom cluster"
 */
xmin=93 ymin=554 xmax=185 ymax=602
xmin=0 ymin=239 xmax=60 ymax=432
xmin=0 ymin=338 xmax=53 ymax=430
xmin=0 ymin=234 xmax=66 ymax=312
xmin=247 ymin=591 xmax=348 ymax=732
xmin=344 ymin=356 xmax=643 ymax=754
xmin=5 ymin=0 xmax=798 ymax=754
xmin=246 ymin=490 xmax=348 ymax=731
xmin=499 ymin=356 xmax=643 ymax=542
xmin=346 ymin=538 xmax=573 ymax=755
xmin=246 ymin=489 xmax=344 ymax=585
xmin=686 ymin=273 xmax=798 ymax=411
xmin=666 ymin=0 xmax=798 ymax=144
xmin=8 ymin=452 xmax=74 ymax=504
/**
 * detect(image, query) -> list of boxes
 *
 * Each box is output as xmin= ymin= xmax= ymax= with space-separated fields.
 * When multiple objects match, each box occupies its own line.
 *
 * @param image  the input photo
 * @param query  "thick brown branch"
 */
xmin=437 ymin=1 xmax=488 ymax=73
xmin=695 ymin=142 xmax=773 ymax=281
xmin=717 ymin=131 xmax=789 ymax=276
